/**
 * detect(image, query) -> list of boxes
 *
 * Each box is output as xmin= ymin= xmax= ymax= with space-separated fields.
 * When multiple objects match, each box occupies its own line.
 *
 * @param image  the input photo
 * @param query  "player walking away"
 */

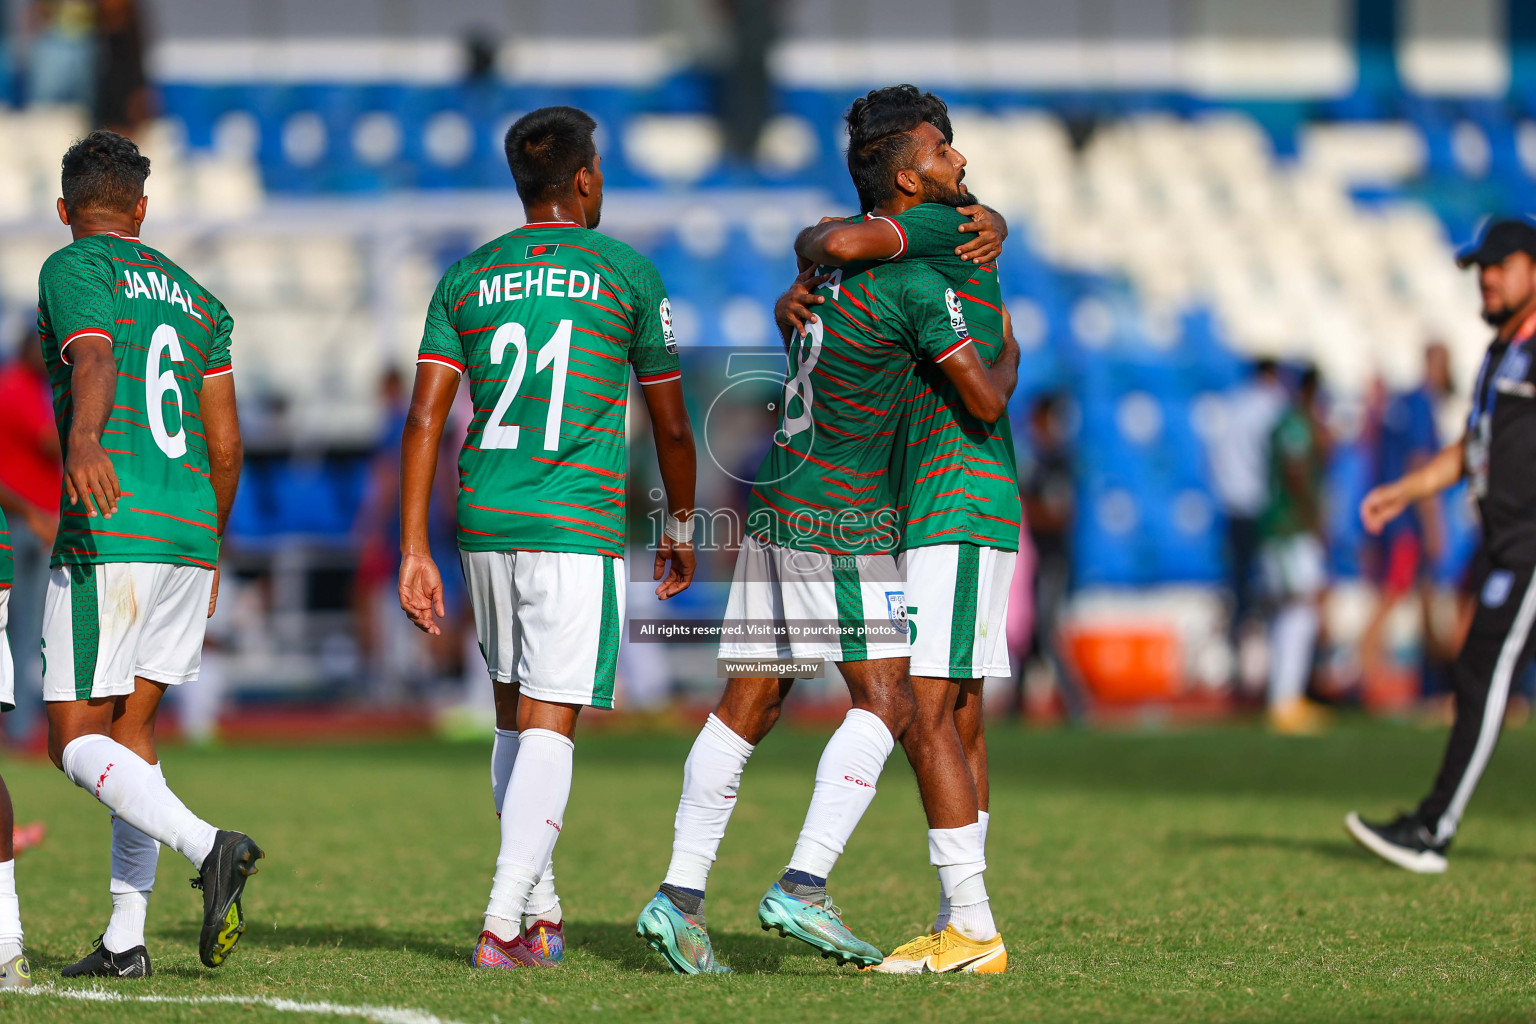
xmin=0 ymin=505 xmax=32 ymax=988
xmin=398 ymin=106 xmax=697 ymax=970
xmin=1260 ymin=366 xmax=1333 ymax=736
xmin=36 ymin=131 xmax=262 ymax=977
xmin=766 ymin=85 xmax=1017 ymax=974
xmin=1348 ymin=218 xmax=1536 ymax=873
xmin=636 ymin=86 xmax=1017 ymax=975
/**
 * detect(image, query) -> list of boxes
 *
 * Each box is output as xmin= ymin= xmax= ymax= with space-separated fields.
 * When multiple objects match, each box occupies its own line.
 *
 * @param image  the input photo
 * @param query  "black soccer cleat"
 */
xmin=192 ymin=829 xmax=265 ymax=967
xmin=61 ymin=936 xmax=152 ymax=978
xmin=1345 ymin=811 xmax=1449 ymax=874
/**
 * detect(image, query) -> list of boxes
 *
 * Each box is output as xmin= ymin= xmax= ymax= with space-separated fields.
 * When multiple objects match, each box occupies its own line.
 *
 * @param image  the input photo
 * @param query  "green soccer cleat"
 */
xmin=757 ymin=882 xmax=883 ymax=968
xmin=636 ymin=892 xmax=732 ymax=974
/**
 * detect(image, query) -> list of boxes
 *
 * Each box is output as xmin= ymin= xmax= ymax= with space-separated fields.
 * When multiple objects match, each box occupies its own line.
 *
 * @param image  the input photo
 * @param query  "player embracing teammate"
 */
xmin=398 ymin=107 xmax=697 ymax=968
xmin=636 ymin=85 xmax=1019 ymax=974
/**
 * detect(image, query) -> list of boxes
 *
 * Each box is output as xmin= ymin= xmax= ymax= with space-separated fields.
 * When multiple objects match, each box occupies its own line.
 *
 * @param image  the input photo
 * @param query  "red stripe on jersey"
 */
xmin=568 ymin=296 xmax=627 ymax=319
xmin=521 ymin=221 xmax=579 ymax=229
xmin=417 ymin=353 xmax=465 ymax=373
xmin=529 ymin=456 xmax=624 ymax=478
xmin=115 ymin=318 xmax=135 ymax=324
xmin=541 ymin=499 xmax=622 ymax=520
xmin=204 ymin=364 xmax=234 ymax=378
xmin=571 ymin=337 xmax=626 ymax=359
xmin=459 ymin=325 xmax=497 ymax=335
xmin=956 ymin=291 xmax=1002 ymax=314
xmin=60 ymin=328 xmax=113 ymax=364
xmin=76 ymin=529 xmax=173 ymax=543
xmin=465 ymin=504 xmax=623 ymax=537
xmin=637 ymin=370 xmax=681 ymax=385
xmin=178 ymin=555 xmax=217 ymax=569
xmin=129 ymin=508 xmax=220 ymax=532
xmin=934 ymin=338 xmax=971 ymax=363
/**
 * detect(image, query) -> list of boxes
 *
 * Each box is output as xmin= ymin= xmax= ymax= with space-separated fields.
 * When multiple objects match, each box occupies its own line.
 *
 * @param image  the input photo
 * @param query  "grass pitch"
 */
xmin=2 ymin=716 xmax=1535 ymax=1023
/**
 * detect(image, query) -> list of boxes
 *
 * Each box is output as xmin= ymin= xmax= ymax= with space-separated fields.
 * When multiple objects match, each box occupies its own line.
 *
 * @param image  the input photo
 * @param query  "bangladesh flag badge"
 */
xmin=526 ymin=243 xmax=561 ymax=258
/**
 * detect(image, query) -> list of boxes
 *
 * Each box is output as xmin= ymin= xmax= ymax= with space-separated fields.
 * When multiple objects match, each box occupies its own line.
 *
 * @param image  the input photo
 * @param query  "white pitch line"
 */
xmin=8 ymin=984 xmax=475 ymax=1024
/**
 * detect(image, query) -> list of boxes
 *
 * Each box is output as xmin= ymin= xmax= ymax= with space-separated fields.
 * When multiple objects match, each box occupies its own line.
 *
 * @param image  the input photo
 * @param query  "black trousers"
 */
xmin=1417 ymin=553 xmax=1536 ymax=841
xmin=1225 ymin=514 xmax=1262 ymax=637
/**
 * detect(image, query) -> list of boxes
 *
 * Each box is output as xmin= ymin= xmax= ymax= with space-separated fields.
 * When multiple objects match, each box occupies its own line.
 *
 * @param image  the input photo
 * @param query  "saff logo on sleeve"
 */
xmin=660 ymin=298 xmax=678 ymax=353
xmin=525 ymin=243 xmax=561 ymax=258
xmin=944 ymin=288 xmax=968 ymax=339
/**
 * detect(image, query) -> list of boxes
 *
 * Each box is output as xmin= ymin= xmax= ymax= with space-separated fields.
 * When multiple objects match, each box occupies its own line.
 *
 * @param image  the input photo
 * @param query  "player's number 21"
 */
xmin=482 ymin=318 xmax=572 ymax=451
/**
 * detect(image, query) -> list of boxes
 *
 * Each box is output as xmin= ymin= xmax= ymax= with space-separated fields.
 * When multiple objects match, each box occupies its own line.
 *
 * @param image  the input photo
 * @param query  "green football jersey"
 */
xmin=37 ymin=232 xmax=234 ymax=569
xmin=0 ymin=508 xmax=11 ymax=589
xmin=418 ymin=222 xmax=681 ymax=557
xmin=746 ymin=257 xmax=974 ymax=554
xmin=883 ymin=204 xmax=1022 ymax=552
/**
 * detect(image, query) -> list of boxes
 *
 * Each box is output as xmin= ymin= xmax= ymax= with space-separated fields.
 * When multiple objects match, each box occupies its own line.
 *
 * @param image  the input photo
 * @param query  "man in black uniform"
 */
xmin=1347 ymin=217 xmax=1536 ymax=873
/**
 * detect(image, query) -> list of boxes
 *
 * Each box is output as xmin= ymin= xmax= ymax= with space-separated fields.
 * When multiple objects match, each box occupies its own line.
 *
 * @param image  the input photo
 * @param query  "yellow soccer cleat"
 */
xmin=868 ymin=925 xmax=1007 ymax=975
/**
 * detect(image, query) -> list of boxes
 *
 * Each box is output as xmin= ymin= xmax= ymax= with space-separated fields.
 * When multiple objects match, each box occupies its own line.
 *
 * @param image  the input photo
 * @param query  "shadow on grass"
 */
xmin=157 ymin=921 xmax=470 ymax=967
xmin=1167 ymin=829 xmax=1536 ymax=867
xmin=575 ymin=919 xmax=833 ymax=975
xmin=1166 ymin=830 xmax=1364 ymax=861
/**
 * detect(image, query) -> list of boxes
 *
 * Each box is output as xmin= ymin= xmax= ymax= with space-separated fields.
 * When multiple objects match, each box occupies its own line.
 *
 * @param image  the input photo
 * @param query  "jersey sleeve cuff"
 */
xmin=417 ymin=353 xmax=465 ymax=375
xmin=871 ymin=216 xmax=907 ymax=260
xmin=636 ymin=369 xmax=682 ymax=386
xmin=59 ymin=328 xmax=114 ymax=365
xmin=934 ymin=337 xmax=971 ymax=363
xmin=203 ymin=363 xmax=234 ymax=378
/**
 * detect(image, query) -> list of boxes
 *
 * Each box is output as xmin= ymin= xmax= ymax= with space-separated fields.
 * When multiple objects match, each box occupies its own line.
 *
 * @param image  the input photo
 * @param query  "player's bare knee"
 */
xmin=716 ymin=677 xmax=786 ymax=743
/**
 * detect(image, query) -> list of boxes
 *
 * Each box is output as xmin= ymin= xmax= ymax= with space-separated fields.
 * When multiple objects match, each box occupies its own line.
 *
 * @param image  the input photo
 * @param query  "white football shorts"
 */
xmin=42 ymin=562 xmax=213 ymax=701
xmin=899 ymin=543 xmax=1016 ymax=680
xmin=460 ymin=549 xmax=625 ymax=709
xmin=717 ymin=535 xmax=910 ymax=666
xmin=0 ymin=590 xmax=14 ymax=712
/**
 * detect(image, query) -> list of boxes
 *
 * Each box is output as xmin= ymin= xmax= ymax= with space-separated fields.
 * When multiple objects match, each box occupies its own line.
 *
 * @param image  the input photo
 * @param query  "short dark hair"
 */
xmin=61 ymin=130 xmax=150 ymax=215
xmin=1254 ymin=357 xmax=1279 ymax=377
xmin=845 ymin=85 xmax=952 ymax=212
xmin=504 ymin=106 xmax=598 ymax=205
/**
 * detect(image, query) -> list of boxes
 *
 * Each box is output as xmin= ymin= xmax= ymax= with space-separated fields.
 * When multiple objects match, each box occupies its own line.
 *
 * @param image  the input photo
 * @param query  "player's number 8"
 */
xmin=779 ymin=317 xmax=823 ymax=443
xmin=147 ymin=323 xmax=188 ymax=459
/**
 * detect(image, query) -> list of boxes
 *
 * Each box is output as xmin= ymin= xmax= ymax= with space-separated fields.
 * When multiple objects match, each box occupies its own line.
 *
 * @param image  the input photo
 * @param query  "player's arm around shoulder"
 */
xmin=795 ymin=214 xmax=899 ymax=267
xmin=906 ymin=268 xmax=1017 ymax=424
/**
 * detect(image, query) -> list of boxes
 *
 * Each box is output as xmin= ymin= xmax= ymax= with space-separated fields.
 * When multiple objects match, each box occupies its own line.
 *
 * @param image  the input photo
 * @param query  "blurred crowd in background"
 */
xmin=0 ymin=0 xmax=1527 ymax=740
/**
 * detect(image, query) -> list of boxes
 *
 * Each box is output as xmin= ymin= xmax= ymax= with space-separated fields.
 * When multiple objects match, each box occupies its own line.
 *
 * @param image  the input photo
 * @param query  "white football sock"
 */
xmin=0 ymin=860 xmax=21 ymax=961
xmin=931 ymin=821 xmax=993 ymax=938
xmin=484 ymin=729 xmax=573 ymax=930
xmin=104 ymin=762 xmax=162 ymax=954
xmin=787 ymin=708 xmax=894 ymax=879
xmin=62 ymin=735 xmax=218 ymax=867
xmin=936 ymin=810 xmax=990 ymax=931
xmin=492 ymin=728 xmax=561 ymax=926
xmin=491 ymin=728 xmax=518 ymax=814
xmin=949 ymin=885 xmax=996 ymax=941
xmin=1269 ymin=603 xmax=1319 ymax=708
xmin=664 ymin=713 xmax=755 ymax=892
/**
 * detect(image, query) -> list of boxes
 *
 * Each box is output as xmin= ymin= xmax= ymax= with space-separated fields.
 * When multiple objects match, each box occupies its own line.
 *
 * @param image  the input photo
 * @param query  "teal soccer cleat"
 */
xmin=757 ymin=882 xmax=883 ymax=968
xmin=636 ymin=892 xmax=732 ymax=974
